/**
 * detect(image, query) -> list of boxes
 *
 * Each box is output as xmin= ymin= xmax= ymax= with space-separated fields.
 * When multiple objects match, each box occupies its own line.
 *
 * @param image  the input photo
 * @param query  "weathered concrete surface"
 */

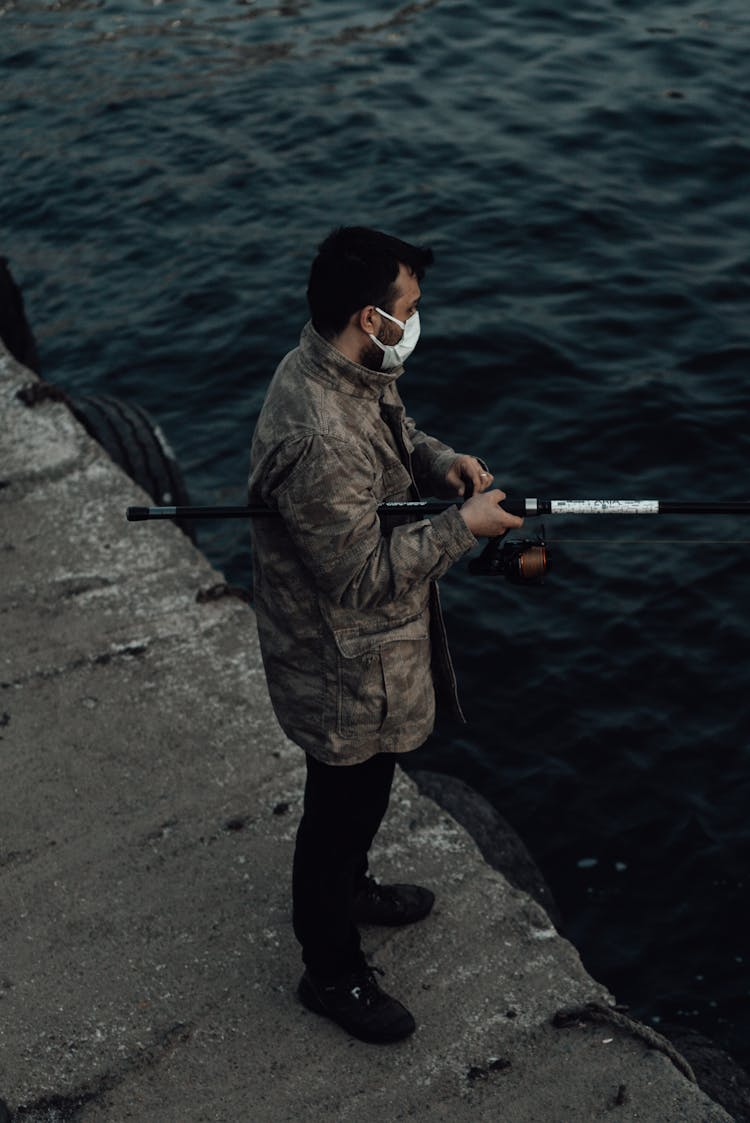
xmin=0 ymin=342 xmax=732 ymax=1122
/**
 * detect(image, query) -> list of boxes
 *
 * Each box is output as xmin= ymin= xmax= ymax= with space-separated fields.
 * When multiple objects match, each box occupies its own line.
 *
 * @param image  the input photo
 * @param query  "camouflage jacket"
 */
xmin=248 ymin=321 xmax=477 ymax=765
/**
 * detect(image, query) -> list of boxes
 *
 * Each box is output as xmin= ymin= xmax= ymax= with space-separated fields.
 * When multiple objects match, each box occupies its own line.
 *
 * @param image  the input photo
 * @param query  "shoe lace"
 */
xmin=349 ymin=964 xmax=384 ymax=1007
xmin=360 ymin=876 xmax=399 ymax=905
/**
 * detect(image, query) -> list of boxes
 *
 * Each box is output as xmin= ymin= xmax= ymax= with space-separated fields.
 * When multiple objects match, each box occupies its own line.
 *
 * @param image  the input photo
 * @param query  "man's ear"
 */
xmin=358 ymin=305 xmax=379 ymax=334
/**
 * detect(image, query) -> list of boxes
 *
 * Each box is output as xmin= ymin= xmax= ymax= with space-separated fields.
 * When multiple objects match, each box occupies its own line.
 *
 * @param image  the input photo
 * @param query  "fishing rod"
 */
xmin=125 ymin=498 xmax=750 ymax=586
xmin=126 ymin=498 xmax=750 ymax=521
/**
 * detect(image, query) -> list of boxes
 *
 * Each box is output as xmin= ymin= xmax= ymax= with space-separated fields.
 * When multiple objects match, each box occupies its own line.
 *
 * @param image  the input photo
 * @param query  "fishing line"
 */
xmin=546 ymin=538 xmax=750 ymax=545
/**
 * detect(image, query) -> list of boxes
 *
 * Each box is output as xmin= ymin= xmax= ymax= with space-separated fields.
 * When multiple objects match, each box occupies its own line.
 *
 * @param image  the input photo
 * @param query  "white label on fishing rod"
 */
xmin=549 ymin=500 xmax=660 ymax=515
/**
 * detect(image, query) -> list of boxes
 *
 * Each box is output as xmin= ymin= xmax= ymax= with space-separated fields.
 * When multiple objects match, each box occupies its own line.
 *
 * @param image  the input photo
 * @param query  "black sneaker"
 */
xmin=298 ymin=965 xmax=416 ymax=1044
xmin=352 ymin=875 xmax=435 ymax=926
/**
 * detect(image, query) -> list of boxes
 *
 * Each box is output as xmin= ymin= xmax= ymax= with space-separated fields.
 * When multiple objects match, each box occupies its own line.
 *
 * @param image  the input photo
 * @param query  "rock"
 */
xmin=408 ymin=768 xmax=563 ymax=930
xmin=0 ymin=257 xmax=40 ymax=373
xmin=659 ymin=1023 xmax=750 ymax=1123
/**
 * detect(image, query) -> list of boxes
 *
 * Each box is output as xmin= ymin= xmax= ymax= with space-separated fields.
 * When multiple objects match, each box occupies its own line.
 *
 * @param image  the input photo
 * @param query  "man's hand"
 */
xmin=459 ymin=488 xmax=524 ymax=538
xmin=445 ymin=455 xmax=494 ymax=497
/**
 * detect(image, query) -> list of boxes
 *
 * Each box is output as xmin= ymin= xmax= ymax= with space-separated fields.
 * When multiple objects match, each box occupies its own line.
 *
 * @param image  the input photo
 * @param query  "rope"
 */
xmin=553 ymin=1001 xmax=697 ymax=1084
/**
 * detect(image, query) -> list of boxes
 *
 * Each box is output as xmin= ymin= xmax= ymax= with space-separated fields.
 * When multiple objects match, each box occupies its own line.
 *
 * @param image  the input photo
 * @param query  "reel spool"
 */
xmin=467 ymin=530 xmax=548 ymax=584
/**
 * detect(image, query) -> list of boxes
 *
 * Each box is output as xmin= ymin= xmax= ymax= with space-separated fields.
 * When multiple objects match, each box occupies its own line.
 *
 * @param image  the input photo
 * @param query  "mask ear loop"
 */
xmin=374 ymin=306 xmax=406 ymax=330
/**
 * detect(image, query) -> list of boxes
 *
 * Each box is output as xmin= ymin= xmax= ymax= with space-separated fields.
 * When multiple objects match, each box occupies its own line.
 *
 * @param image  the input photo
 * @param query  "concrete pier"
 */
xmin=0 ymin=341 xmax=733 ymax=1121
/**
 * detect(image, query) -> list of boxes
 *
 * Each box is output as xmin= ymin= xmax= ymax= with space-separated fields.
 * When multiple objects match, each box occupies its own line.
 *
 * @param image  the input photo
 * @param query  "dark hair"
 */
xmin=307 ymin=226 xmax=434 ymax=339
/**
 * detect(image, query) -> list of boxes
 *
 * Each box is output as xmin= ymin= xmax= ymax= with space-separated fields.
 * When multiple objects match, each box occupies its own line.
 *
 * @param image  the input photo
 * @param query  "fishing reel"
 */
xmin=468 ymin=529 xmax=548 ymax=584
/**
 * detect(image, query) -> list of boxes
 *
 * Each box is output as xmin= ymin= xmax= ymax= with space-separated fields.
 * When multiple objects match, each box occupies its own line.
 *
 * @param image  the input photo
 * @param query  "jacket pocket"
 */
xmin=333 ymin=617 xmax=432 ymax=739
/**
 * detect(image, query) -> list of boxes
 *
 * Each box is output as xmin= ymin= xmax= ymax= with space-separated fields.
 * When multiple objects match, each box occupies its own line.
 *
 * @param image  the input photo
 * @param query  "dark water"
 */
xmin=4 ymin=0 xmax=750 ymax=1065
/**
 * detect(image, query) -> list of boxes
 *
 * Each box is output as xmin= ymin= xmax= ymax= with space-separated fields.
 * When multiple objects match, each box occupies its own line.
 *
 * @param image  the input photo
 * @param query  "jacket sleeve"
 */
xmin=266 ymin=434 xmax=477 ymax=612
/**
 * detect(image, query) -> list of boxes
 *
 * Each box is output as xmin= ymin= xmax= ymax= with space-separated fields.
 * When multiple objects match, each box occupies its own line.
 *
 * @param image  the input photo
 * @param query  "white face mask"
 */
xmin=369 ymin=307 xmax=421 ymax=370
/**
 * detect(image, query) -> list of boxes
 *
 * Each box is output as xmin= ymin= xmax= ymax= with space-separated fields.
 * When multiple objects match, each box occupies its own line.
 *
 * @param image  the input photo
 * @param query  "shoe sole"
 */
xmin=352 ymin=887 xmax=436 ymax=927
xmin=298 ymin=975 xmax=416 ymax=1045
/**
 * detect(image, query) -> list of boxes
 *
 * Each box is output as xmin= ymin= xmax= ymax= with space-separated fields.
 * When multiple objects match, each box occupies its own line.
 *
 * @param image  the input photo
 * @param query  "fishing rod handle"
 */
xmin=125 ymin=500 xmax=471 ymax=521
xmin=127 ymin=505 xmax=264 ymax=521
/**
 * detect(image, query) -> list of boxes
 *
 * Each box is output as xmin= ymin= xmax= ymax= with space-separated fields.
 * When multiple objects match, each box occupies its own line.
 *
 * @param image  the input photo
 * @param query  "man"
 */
xmin=248 ymin=227 xmax=522 ymax=1044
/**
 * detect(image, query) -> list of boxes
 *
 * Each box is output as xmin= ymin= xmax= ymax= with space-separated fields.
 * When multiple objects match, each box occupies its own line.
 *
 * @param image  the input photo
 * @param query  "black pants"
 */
xmin=292 ymin=751 xmax=397 ymax=980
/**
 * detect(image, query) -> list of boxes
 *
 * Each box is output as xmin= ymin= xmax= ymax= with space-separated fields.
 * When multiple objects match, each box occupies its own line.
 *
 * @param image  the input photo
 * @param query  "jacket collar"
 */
xmin=298 ymin=321 xmax=403 ymax=400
